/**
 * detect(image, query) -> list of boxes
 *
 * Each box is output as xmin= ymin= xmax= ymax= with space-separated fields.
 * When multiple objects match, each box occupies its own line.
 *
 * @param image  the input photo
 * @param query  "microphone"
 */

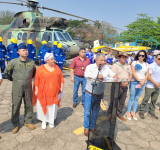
xmin=98 ymin=64 xmax=102 ymax=71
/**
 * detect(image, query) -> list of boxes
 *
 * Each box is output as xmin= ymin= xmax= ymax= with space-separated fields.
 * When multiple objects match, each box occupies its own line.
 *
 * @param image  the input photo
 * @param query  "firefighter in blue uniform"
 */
xmin=7 ymin=39 xmax=19 ymax=61
xmin=54 ymin=43 xmax=65 ymax=71
xmin=27 ymin=39 xmax=36 ymax=62
xmin=86 ymin=46 xmax=94 ymax=64
xmin=0 ymin=37 xmax=7 ymax=77
xmin=50 ymin=41 xmax=58 ymax=55
xmin=147 ymin=51 xmax=154 ymax=64
xmin=6 ymin=38 xmax=15 ymax=61
xmin=38 ymin=40 xmax=50 ymax=65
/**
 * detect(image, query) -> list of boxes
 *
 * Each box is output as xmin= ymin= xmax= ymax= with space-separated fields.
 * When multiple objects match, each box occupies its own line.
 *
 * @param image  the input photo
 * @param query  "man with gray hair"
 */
xmin=83 ymin=53 xmax=118 ymax=136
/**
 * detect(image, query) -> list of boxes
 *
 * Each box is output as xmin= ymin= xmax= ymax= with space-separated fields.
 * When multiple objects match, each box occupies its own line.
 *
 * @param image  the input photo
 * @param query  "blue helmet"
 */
xmin=88 ymin=46 xmax=92 ymax=49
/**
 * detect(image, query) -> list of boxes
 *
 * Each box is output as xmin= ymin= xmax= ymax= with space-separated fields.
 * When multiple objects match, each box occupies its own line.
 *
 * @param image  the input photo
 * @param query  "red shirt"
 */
xmin=69 ymin=56 xmax=90 ymax=76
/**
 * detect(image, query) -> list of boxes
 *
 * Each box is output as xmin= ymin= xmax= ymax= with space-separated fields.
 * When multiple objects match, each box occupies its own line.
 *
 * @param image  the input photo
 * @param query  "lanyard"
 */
xmin=115 ymin=63 xmax=129 ymax=75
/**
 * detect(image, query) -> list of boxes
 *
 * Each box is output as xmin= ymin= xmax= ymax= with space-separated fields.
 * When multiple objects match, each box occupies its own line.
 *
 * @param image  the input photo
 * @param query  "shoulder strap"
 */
xmin=115 ymin=63 xmax=129 ymax=75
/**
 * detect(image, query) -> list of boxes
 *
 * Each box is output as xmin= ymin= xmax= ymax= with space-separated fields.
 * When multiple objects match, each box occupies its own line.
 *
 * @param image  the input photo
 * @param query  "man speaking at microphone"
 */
xmin=83 ymin=53 xmax=118 ymax=136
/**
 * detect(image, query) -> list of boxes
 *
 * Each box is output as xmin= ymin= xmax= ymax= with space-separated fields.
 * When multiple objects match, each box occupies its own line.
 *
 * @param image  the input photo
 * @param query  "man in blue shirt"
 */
xmin=147 ymin=51 xmax=154 ymax=64
xmin=86 ymin=46 xmax=94 ymax=64
xmin=54 ymin=43 xmax=65 ymax=71
xmin=38 ymin=40 xmax=50 ymax=65
xmin=27 ymin=39 xmax=36 ymax=62
xmin=0 ymin=37 xmax=7 ymax=77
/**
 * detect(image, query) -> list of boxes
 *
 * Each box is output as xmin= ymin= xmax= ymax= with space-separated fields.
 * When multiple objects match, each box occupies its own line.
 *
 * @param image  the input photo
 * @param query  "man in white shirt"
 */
xmin=139 ymin=54 xmax=160 ymax=119
xmin=0 ymin=70 xmax=2 ymax=85
xmin=83 ymin=53 xmax=118 ymax=136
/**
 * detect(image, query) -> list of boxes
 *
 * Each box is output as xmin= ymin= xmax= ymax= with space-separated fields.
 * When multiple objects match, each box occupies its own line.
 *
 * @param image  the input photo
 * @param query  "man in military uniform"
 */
xmin=4 ymin=42 xmax=36 ymax=134
xmin=27 ymin=39 xmax=36 ymax=62
xmin=0 ymin=37 xmax=7 ymax=77
xmin=54 ymin=43 xmax=65 ymax=70
xmin=38 ymin=40 xmax=50 ymax=65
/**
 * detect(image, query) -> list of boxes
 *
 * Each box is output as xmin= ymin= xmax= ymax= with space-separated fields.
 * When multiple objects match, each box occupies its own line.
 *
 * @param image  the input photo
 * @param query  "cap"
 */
xmin=132 ymin=53 xmax=135 ymax=55
xmin=18 ymin=42 xmax=27 ymax=50
xmin=88 ymin=46 xmax=92 ymax=49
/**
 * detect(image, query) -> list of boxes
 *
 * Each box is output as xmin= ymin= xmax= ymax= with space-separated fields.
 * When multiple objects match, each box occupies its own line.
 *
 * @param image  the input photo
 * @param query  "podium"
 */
xmin=86 ymin=78 xmax=130 ymax=150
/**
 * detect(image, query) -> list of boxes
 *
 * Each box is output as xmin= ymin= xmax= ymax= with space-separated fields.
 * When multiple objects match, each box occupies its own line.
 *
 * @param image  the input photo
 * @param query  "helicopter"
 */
xmin=0 ymin=0 xmax=119 ymax=61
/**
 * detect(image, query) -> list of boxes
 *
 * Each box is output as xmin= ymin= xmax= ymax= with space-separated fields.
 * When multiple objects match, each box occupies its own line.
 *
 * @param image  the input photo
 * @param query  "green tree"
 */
xmin=0 ymin=10 xmax=15 ymax=25
xmin=121 ymin=13 xmax=159 ymax=48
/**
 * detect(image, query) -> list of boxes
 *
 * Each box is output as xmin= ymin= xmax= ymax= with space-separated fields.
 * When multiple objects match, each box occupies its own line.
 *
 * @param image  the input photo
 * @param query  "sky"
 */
xmin=0 ymin=0 xmax=159 ymax=33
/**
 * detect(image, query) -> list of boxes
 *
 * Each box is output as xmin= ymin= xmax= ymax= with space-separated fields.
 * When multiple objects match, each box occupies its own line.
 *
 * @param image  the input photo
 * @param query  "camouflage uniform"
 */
xmin=4 ymin=57 xmax=36 ymax=127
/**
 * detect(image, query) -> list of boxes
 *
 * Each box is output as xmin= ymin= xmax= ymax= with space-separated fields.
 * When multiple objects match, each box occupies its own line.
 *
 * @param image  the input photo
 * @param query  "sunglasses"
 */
xmin=138 ymin=55 xmax=145 ymax=58
xmin=158 ymin=58 xmax=160 ymax=60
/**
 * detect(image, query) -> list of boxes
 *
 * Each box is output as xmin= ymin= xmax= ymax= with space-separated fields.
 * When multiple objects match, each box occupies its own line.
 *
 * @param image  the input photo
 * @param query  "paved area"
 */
xmin=0 ymin=61 xmax=160 ymax=150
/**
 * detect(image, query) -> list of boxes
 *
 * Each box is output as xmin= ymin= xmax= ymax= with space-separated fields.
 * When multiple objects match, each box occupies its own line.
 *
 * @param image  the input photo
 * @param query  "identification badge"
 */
xmin=89 ymin=145 xmax=103 ymax=150
xmin=81 ymin=66 xmax=84 ymax=71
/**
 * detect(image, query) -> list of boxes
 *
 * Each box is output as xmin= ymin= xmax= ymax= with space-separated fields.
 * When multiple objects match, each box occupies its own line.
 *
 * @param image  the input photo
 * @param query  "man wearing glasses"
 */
xmin=139 ymin=54 xmax=160 ymax=119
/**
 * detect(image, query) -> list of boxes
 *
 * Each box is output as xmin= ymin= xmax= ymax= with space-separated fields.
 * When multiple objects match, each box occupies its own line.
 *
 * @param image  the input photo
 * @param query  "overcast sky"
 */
xmin=0 ymin=0 xmax=159 ymax=32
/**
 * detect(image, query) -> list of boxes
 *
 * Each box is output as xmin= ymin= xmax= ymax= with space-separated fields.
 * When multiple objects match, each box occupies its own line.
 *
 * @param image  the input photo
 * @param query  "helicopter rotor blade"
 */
xmin=0 ymin=1 xmax=26 ymax=6
xmin=17 ymin=0 xmax=28 ymax=3
xmin=38 ymin=6 xmax=124 ymax=31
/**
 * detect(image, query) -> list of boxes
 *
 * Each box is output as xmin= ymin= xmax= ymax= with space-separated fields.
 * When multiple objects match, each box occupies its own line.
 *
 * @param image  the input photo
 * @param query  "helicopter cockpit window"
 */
xmin=17 ymin=33 xmax=22 ymax=40
xmin=48 ymin=33 xmax=52 ymax=41
xmin=30 ymin=33 xmax=35 ymax=40
xmin=8 ymin=32 xmax=12 ymax=39
xmin=22 ymin=33 xmax=27 ymax=40
xmin=54 ymin=32 xmax=66 ymax=42
xmin=63 ymin=32 xmax=72 ymax=41
xmin=42 ymin=32 xmax=49 ymax=41
xmin=10 ymin=19 xmax=17 ymax=28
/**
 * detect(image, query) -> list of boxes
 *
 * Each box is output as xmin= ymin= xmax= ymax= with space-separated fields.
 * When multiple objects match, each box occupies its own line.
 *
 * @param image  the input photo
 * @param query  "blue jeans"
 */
xmin=73 ymin=75 xmax=87 ymax=104
xmin=127 ymin=81 xmax=145 ymax=112
xmin=83 ymin=92 xmax=104 ymax=129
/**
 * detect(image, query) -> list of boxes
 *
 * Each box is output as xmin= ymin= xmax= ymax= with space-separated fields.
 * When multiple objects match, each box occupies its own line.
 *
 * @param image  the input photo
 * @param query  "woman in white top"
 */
xmin=127 ymin=50 xmax=149 ymax=120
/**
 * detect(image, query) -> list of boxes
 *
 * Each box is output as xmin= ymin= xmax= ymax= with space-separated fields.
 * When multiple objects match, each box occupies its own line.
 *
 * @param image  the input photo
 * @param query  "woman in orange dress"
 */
xmin=32 ymin=53 xmax=64 ymax=129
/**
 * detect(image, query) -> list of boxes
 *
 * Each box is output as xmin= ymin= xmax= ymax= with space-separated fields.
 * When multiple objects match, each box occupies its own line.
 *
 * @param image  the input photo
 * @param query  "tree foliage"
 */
xmin=121 ymin=14 xmax=160 ymax=49
xmin=68 ymin=19 xmax=118 ymax=45
xmin=0 ymin=10 xmax=15 ymax=25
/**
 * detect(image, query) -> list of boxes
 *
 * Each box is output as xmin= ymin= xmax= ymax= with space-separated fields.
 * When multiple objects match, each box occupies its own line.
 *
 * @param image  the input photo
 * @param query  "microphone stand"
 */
xmin=86 ymin=64 xmax=101 ymax=150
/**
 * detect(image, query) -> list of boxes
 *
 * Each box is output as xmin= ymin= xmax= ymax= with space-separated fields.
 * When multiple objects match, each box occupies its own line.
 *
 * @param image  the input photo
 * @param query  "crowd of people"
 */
xmin=0 ymin=39 xmax=160 ymax=139
xmin=70 ymin=46 xmax=160 ymax=136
